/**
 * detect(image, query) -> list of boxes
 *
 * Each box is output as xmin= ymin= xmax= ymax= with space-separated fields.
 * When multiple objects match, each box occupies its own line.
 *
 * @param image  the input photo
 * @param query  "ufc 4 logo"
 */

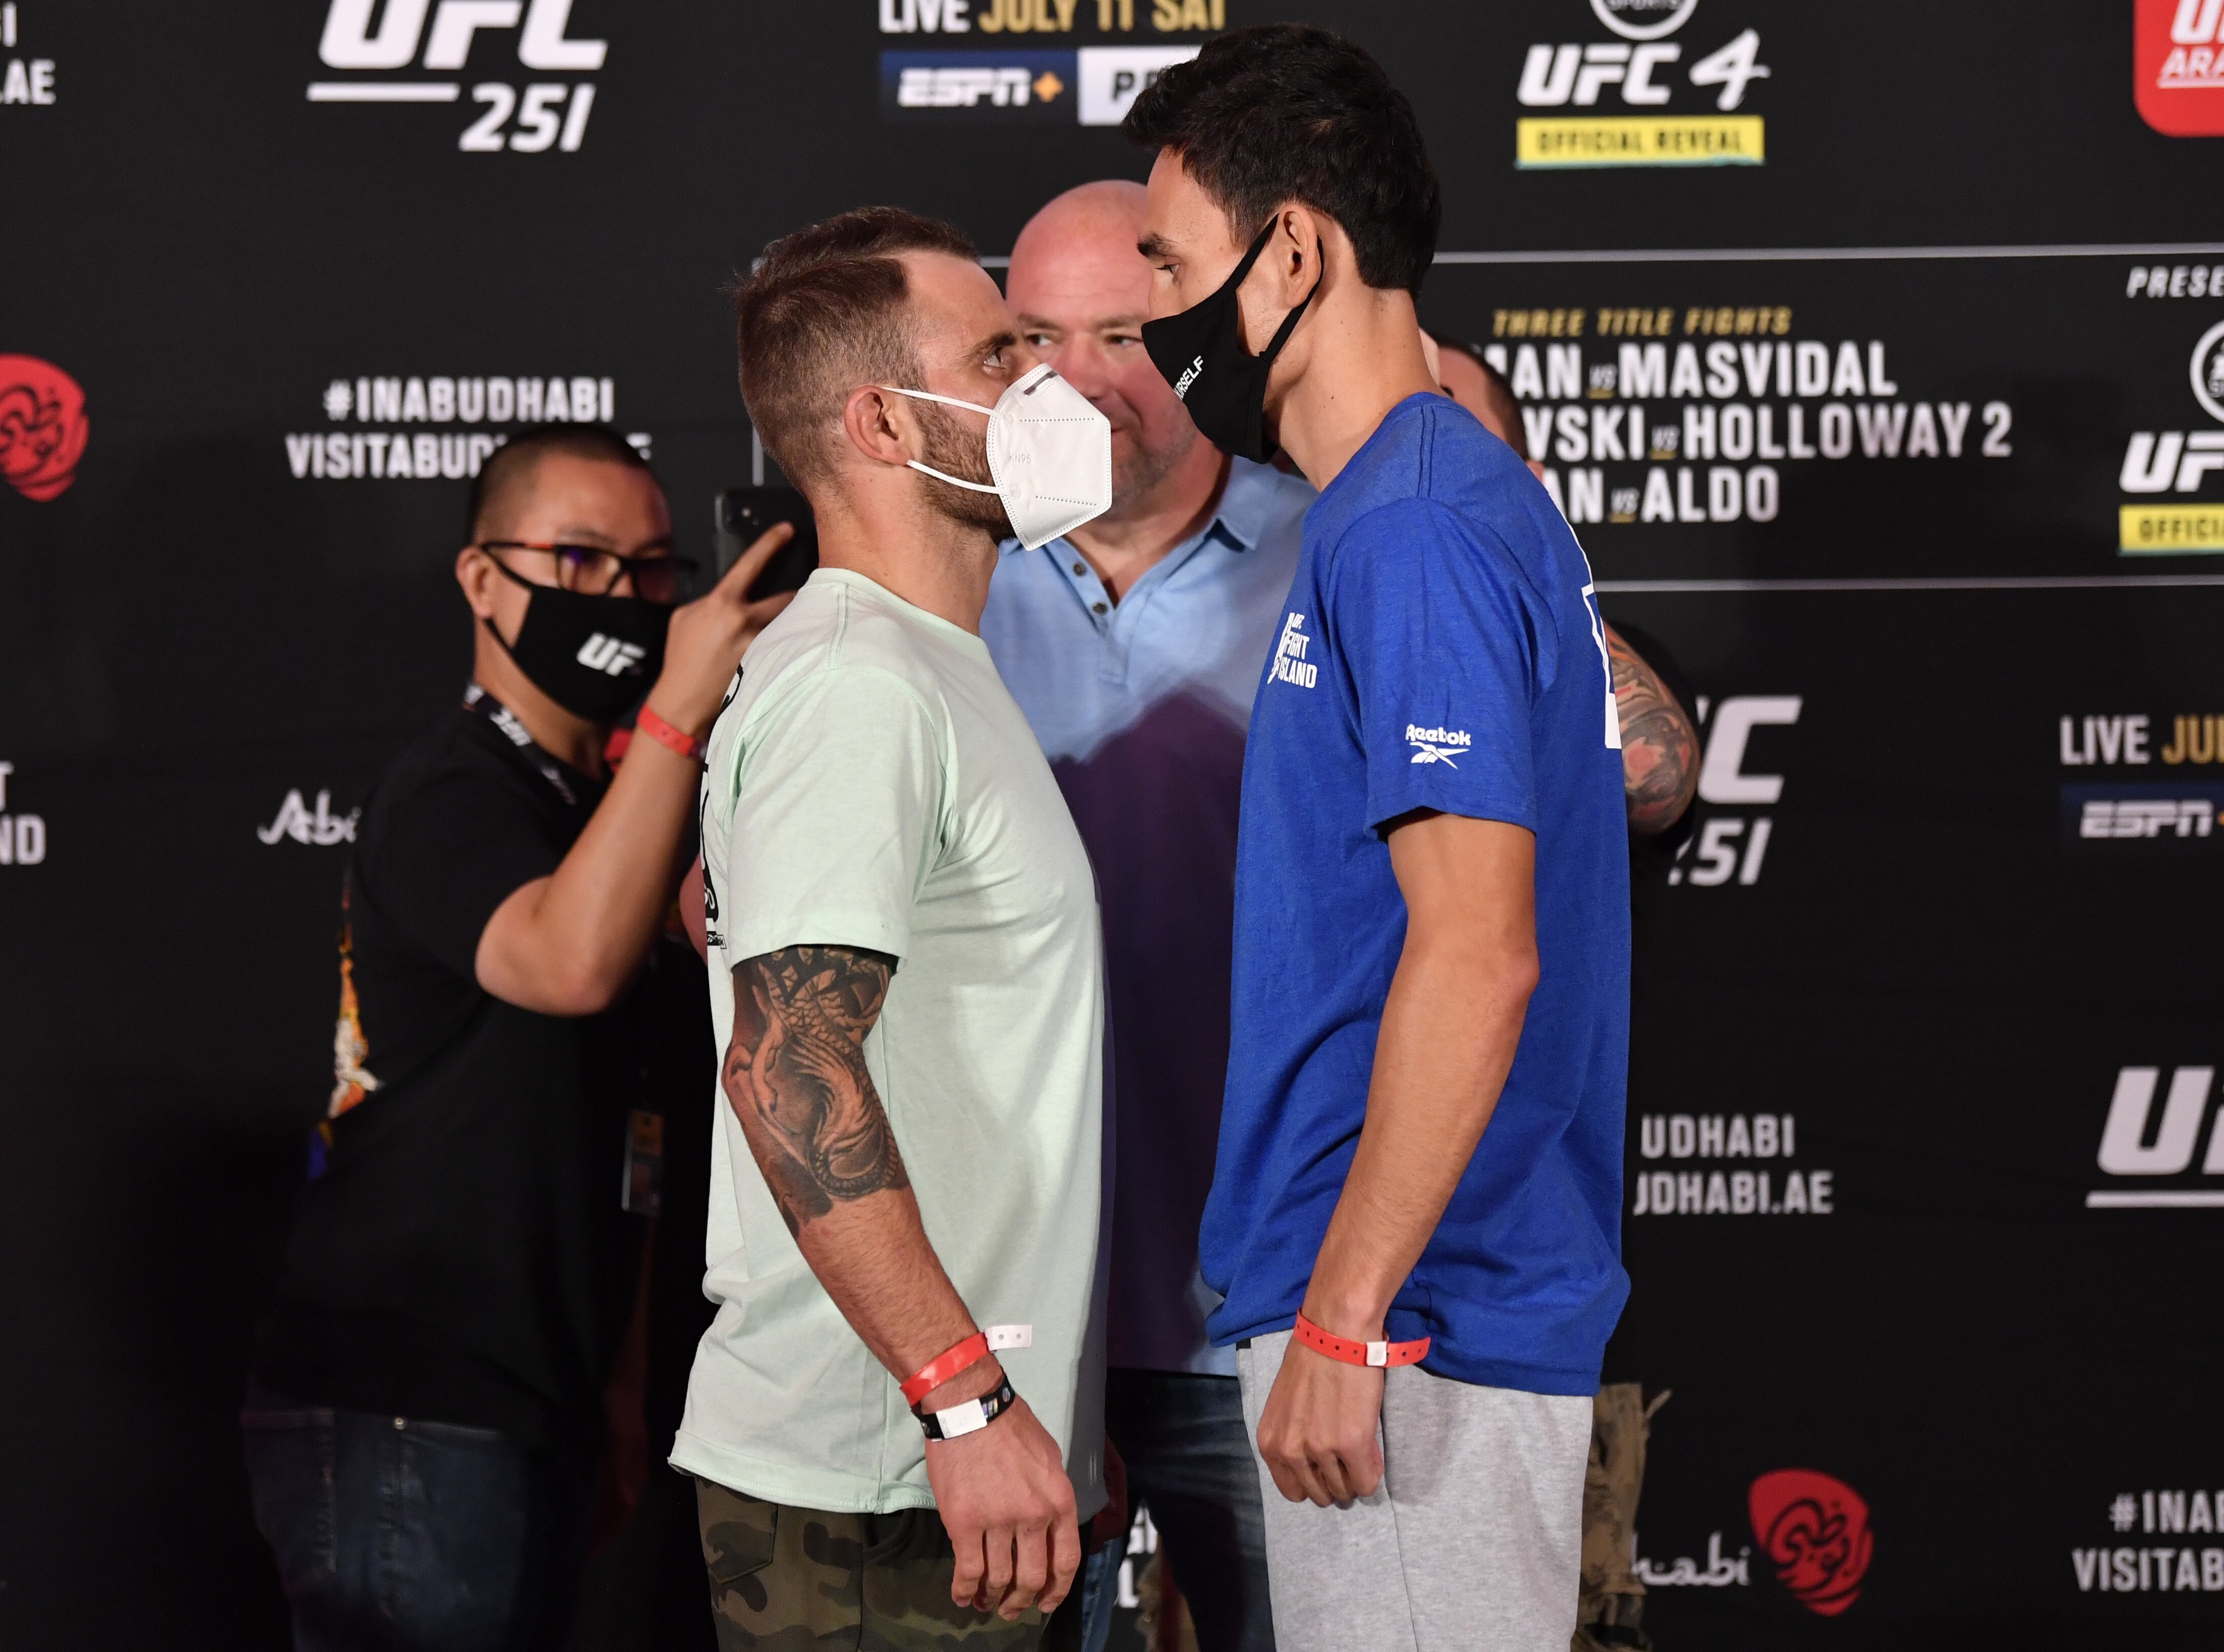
xmin=577 ymin=634 xmax=646 ymax=676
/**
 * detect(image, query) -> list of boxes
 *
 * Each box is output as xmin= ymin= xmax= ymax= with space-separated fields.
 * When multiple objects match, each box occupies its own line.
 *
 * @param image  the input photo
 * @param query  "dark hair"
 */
xmin=467 ymin=424 xmax=655 ymax=543
xmin=1435 ymin=336 xmax=1528 ymax=460
xmin=1122 ymin=23 xmax=1441 ymax=296
xmin=732 ymin=206 xmax=979 ymax=490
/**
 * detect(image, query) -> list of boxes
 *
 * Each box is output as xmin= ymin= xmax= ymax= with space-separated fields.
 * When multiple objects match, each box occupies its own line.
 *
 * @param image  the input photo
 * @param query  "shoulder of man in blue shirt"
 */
xmin=1307 ymin=392 xmax=1573 ymax=575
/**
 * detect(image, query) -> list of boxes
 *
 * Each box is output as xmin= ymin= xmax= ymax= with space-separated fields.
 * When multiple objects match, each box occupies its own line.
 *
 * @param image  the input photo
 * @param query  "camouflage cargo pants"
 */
xmin=696 ymin=1477 xmax=1081 ymax=1652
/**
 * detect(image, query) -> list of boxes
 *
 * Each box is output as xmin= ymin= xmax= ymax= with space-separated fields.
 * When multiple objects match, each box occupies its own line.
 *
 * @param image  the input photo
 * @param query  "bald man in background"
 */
xmin=979 ymin=180 xmax=1311 ymax=1651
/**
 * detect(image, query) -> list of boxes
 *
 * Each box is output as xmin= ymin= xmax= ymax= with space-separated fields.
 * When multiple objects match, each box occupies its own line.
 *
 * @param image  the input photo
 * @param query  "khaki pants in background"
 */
xmin=694 ymin=1477 xmax=1082 ymax=1652
xmin=1572 ymin=1384 xmax=1670 ymax=1652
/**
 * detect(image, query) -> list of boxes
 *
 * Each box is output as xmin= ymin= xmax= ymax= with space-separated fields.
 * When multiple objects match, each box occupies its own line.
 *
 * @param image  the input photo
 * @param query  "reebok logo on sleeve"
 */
xmin=1406 ymin=724 xmax=1471 ymax=766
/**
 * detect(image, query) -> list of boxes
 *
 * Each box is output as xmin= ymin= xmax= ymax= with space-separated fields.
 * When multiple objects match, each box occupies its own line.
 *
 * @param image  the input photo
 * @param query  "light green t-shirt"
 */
xmin=673 ymin=569 xmax=1108 ymax=1518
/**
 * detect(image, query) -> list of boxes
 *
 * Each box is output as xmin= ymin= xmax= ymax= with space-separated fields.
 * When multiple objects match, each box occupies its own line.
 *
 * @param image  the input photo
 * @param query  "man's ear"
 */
xmin=1239 ymin=205 xmax=1325 ymax=354
xmin=841 ymin=385 xmax=920 ymax=472
xmin=1270 ymin=204 xmax=1326 ymax=303
xmin=455 ymin=545 xmax=499 ymax=620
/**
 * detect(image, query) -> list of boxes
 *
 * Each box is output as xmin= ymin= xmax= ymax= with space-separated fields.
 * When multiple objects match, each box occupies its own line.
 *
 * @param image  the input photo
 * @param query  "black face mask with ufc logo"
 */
xmin=484 ymin=557 xmax=672 ymax=723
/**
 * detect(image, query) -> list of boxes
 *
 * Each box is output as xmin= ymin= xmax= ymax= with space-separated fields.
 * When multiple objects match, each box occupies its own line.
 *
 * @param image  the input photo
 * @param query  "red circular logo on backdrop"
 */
xmin=0 ymin=355 xmax=90 ymax=502
xmin=1748 ymin=1468 xmax=1874 ymax=1615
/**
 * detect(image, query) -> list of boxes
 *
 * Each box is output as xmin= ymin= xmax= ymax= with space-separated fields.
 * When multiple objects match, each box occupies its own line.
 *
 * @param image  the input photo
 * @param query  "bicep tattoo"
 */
xmin=1605 ymin=627 xmax=1700 ymax=837
xmin=722 ymin=945 xmax=909 ymax=1235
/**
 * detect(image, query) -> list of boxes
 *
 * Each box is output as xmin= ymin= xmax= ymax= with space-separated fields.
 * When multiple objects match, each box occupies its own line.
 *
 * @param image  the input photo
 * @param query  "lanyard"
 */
xmin=461 ymin=683 xmax=586 ymax=808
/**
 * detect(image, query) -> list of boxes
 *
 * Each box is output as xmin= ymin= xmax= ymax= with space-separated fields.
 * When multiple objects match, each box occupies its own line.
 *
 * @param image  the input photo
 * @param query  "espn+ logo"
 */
xmin=312 ymin=0 xmax=605 ymax=153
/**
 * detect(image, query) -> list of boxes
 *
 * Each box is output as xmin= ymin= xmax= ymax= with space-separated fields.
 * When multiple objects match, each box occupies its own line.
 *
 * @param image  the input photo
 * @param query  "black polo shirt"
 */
xmin=254 ymin=703 xmax=700 ymax=1458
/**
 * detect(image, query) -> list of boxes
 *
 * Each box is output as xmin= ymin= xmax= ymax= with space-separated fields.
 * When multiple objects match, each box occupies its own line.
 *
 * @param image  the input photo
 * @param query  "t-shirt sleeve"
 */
xmin=722 ymin=665 xmax=942 ymax=964
xmin=1331 ymin=498 xmax=1546 ymax=837
xmin=367 ymin=765 xmax=566 ymax=979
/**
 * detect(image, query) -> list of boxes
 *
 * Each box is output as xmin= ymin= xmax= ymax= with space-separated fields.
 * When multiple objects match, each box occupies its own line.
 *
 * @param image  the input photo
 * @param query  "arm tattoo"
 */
xmin=722 ymin=945 xmax=908 ymax=1235
xmin=1605 ymin=627 xmax=1700 ymax=837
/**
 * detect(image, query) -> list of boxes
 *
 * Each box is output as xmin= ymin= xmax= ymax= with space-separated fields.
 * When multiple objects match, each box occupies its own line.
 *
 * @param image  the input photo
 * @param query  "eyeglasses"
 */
xmin=478 ymin=540 xmax=697 ymax=604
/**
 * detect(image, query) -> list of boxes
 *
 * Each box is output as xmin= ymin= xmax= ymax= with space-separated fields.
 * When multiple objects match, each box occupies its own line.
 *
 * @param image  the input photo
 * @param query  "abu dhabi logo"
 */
xmin=0 ymin=354 xmax=87 ymax=502
xmin=311 ymin=0 xmax=605 ymax=153
xmin=1749 ymin=1469 xmax=1873 ymax=1616
xmin=257 ymin=789 xmax=360 ymax=847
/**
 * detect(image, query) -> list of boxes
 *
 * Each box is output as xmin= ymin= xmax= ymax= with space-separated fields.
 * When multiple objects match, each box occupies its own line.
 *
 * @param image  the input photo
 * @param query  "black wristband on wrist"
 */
xmin=916 ymin=1375 xmax=1018 ymax=1441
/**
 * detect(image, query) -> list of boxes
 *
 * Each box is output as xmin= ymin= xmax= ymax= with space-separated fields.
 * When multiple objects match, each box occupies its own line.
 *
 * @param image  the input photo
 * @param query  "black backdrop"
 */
xmin=6 ymin=2 xmax=2224 ymax=1646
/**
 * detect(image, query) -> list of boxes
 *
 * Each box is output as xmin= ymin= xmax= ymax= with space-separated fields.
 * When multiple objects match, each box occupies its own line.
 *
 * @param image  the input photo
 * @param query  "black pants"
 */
xmin=242 ymin=1390 xmax=590 ymax=1652
xmin=1105 ymin=1369 xmax=1277 ymax=1652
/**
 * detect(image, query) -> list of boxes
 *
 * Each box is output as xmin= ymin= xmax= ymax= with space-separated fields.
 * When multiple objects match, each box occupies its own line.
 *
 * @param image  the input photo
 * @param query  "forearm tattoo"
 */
xmin=723 ymin=945 xmax=909 ymax=1235
xmin=1606 ymin=627 xmax=1700 ymax=836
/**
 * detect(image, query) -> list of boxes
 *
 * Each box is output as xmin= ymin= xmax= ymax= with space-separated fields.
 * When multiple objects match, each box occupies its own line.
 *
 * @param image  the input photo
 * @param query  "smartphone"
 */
xmin=714 ymin=486 xmax=818 ymax=599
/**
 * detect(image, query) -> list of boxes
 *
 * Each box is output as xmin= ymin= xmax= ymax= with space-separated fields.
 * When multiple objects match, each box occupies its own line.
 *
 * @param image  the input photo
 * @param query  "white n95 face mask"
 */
xmin=879 ymin=364 xmax=1113 ymax=551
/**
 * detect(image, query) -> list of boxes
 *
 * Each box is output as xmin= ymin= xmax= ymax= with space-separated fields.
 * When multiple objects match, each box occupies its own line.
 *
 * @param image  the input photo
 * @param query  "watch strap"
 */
xmin=918 ymin=1375 xmax=1018 ymax=1441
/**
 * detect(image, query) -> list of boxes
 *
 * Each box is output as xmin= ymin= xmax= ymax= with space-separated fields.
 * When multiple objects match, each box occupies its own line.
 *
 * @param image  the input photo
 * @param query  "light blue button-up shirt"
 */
xmin=980 ymin=456 xmax=1314 ymax=1375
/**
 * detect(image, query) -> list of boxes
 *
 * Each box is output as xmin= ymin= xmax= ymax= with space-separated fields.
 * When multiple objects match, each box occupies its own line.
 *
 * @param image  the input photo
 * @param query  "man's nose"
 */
xmin=1051 ymin=338 xmax=1117 ymax=405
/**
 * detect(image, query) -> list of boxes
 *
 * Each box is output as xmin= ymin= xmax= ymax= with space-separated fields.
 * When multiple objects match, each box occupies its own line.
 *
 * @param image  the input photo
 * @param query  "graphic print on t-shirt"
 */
xmin=1267 ymin=610 xmax=1319 ymax=689
xmin=1577 ymin=552 xmax=1625 ymax=752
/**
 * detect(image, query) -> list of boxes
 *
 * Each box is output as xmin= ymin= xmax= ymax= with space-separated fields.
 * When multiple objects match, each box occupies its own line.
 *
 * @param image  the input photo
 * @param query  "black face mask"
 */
xmin=1142 ymin=220 xmax=1322 ymax=465
xmin=483 ymin=558 xmax=672 ymax=723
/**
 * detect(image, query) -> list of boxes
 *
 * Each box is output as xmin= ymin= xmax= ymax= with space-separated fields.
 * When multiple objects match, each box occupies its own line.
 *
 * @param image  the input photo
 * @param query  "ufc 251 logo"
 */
xmin=1668 ymin=695 xmax=1801 ymax=888
xmin=312 ymin=0 xmax=605 ymax=153
xmin=2088 ymin=1066 xmax=2224 ymax=1208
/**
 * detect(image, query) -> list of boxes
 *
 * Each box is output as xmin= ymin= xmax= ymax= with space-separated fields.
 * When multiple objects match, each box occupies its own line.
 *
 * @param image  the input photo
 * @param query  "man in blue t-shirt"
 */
xmin=1125 ymin=26 xmax=1631 ymax=1651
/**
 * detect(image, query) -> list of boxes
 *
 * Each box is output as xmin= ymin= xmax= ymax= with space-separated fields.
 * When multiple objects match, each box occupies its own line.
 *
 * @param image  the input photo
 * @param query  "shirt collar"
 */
xmin=1000 ymin=455 xmax=1284 ymax=565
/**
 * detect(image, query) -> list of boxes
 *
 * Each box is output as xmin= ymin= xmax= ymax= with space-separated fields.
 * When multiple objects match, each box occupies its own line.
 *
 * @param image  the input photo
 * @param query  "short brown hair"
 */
xmin=733 ymin=207 xmax=978 ymax=490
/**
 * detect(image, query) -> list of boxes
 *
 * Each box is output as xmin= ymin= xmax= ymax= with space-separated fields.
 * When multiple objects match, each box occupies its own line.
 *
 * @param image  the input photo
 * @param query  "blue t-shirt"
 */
xmin=1203 ymin=393 xmax=1631 ymax=1397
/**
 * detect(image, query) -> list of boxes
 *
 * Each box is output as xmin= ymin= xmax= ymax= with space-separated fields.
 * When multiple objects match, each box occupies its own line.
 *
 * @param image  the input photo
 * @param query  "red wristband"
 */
xmin=898 ymin=1325 xmax=1033 ymax=1406
xmin=901 ymin=1332 xmax=988 ymax=1406
xmin=1293 ymin=1311 xmax=1430 ymax=1369
xmin=635 ymin=705 xmax=708 ymax=766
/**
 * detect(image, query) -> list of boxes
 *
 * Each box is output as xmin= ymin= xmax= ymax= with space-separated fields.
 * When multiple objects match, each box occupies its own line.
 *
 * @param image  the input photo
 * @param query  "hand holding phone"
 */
xmin=714 ymin=487 xmax=818 ymax=600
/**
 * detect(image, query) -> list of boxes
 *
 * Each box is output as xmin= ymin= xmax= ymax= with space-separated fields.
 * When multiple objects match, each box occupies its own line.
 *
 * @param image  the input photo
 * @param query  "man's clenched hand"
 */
xmin=1255 ymin=1335 xmax=1385 ymax=1507
xmin=925 ymin=1390 xmax=1081 ymax=1621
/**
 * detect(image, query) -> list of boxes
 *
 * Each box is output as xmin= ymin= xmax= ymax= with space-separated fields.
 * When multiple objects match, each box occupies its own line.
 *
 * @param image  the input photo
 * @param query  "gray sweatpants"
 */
xmin=1237 ymin=1331 xmax=1590 ymax=1652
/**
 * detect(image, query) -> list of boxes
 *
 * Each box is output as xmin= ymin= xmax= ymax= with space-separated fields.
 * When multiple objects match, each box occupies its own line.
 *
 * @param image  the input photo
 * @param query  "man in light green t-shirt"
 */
xmin=674 ymin=206 xmax=1111 ymax=1651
